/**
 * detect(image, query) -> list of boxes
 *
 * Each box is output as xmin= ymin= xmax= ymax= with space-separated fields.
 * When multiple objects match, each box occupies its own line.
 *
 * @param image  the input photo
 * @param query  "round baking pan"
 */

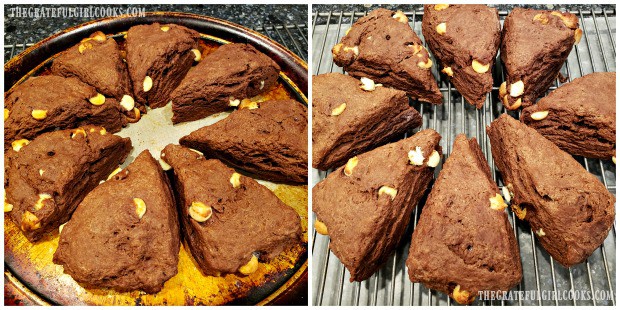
xmin=4 ymin=12 xmax=308 ymax=306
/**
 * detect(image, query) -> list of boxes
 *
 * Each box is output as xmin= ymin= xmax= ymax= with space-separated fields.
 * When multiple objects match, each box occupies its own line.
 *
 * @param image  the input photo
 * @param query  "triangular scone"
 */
xmin=51 ymin=31 xmax=141 ymax=114
xmin=521 ymin=72 xmax=616 ymax=159
xmin=406 ymin=134 xmax=522 ymax=305
xmin=312 ymin=73 xmax=422 ymax=170
xmin=170 ymin=43 xmax=281 ymax=124
xmin=126 ymin=23 xmax=200 ymax=108
xmin=5 ymin=126 xmax=131 ymax=242
xmin=500 ymin=8 xmax=581 ymax=110
xmin=313 ymin=129 xmax=441 ymax=282
xmin=161 ymin=144 xmax=302 ymax=276
xmin=487 ymin=114 xmax=614 ymax=267
xmin=422 ymin=5 xmax=500 ymax=108
xmin=53 ymin=151 xmax=180 ymax=293
xmin=180 ymin=99 xmax=308 ymax=184
xmin=332 ymin=8 xmax=442 ymax=104
xmin=4 ymin=75 xmax=127 ymax=149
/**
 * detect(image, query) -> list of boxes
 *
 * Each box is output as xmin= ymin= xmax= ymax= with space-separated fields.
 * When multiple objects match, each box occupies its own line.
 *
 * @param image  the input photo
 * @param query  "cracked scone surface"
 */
xmin=53 ymin=151 xmax=180 ymax=294
xmin=422 ymin=4 xmax=500 ymax=108
xmin=487 ymin=114 xmax=615 ymax=267
xmin=180 ymin=99 xmax=308 ymax=184
xmin=500 ymin=8 xmax=580 ymax=109
xmin=161 ymin=144 xmax=302 ymax=276
xmin=332 ymin=8 xmax=442 ymax=104
xmin=4 ymin=75 xmax=127 ymax=148
xmin=312 ymin=73 xmax=422 ymax=170
xmin=171 ymin=43 xmax=280 ymax=124
xmin=406 ymin=134 xmax=521 ymax=305
xmin=313 ymin=129 xmax=441 ymax=282
xmin=5 ymin=126 xmax=131 ymax=242
xmin=126 ymin=23 xmax=199 ymax=108
xmin=521 ymin=72 xmax=616 ymax=159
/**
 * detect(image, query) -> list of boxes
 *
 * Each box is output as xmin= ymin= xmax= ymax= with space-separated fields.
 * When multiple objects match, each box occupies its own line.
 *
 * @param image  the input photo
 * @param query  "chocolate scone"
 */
xmin=54 ymin=151 xmax=179 ymax=293
xmin=126 ymin=23 xmax=200 ymax=108
xmin=313 ymin=129 xmax=442 ymax=282
xmin=180 ymin=99 xmax=308 ymax=184
xmin=422 ymin=4 xmax=500 ymax=108
xmin=487 ymin=114 xmax=615 ymax=267
xmin=5 ymin=126 xmax=131 ymax=242
xmin=4 ymin=75 xmax=127 ymax=148
xmin=406 ymin=134 xmax=521 ymax=305
xmin=312 ymin=73 xmax=422 ymax=170
xmin=332 ymin=8 xmax=443 ymax=104
xmin=161 ymin=144 xmax=302 ymax=276
xmin=51 ymin=31 xmax=141 ymax=115
xmin=521 ymin=72 xmax=616 ymax=160
xmin=500 ymin=8 xmax=581 ymax=110
xmin=170 ymin=43 xmax=281 ymax=124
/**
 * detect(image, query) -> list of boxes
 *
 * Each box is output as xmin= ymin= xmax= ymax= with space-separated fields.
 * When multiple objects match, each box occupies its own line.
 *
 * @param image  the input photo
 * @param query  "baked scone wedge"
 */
xmin=312 ymin=73 xmax=422 ymax=170
xmin=180 ymin=99 xmax=308 ymax=184
xmin=4 ymin=126 xmax=131 ymax=242
xmin=521 ymin=72 xmax=616 ymax=160
xmin=487 ymin=114 xmax=615 ymax=267
xmin=161 ymin=144 xmax=302 ymax=276
xmin=4 ymin=75 xmax=127 ymax=148
xmin=54 ymin=150 xmax=179 ymax=293
xmin=422 ymin=4 xmax=500 ymax=108
xmin=126 ymin=23 xmax=200 ymax=108
xmin=406 ymin=134 xmax=522 ymax=305
xmin=313 ymin=129 xmax=442 ymax=281
xmin=170 ymin=43 xmax=281 ymax=124
xmin=500 ymin=8 xmax=581 ymax=110
xmin=332 ymin=8 xmax=442 ymax=104
xmin=51 ymin=31 xmax=141 ymax=115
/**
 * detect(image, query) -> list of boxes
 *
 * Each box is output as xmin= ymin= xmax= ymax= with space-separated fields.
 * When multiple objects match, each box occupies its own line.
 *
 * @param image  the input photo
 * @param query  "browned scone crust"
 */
xmin=312 ymin=73 xmax=422 ymax=170
xmin=521 ymin=72 xmax=616 ymax=159
xmin=180 ymin=100 xmax=308 ymax=184
xmin=487 ymin=114 xmax=615 ymax=267
xmin=4 ymin=75 xmax=127 ymax=148
xmin=126 ymin=23 xmax=200 ymax=108
xmin=53 ymin=151 xmax=179 ymax=294
xmin=500 ymin=8 xmax=580 ymax=110
xmin=5 ymin=126 xmax=131 ymax=242
xmin=170 ymin=43 xmax=281 ymax=124
xmin=406 ymin=134 xmax=521 ymax=305
xmin=313 ymin=129 xmax=441 ymax=282
xmin=422 ymin=5 xmax=500 ymax=108
xmin=161 ymin=144 xmax=302 ymax=276
xmin=51 ymin=31 xmax=139 ymax=112
xmin=332 ymin=8 xmax=442 ymax=104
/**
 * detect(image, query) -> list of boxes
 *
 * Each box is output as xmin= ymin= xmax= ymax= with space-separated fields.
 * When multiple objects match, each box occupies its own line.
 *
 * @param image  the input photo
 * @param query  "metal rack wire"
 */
xmin=3 ymin=23 xmax=308 ymax=64
xmin=312 ymin=7 xmax=616 ymax=306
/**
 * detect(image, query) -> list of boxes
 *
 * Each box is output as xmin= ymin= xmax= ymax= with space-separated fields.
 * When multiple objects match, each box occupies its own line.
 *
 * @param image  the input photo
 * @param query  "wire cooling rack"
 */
xmin=311 ymin=6 xmax=616 ymax=306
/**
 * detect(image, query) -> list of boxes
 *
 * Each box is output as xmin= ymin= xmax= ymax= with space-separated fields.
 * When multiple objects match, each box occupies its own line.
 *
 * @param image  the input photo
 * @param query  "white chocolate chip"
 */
xmin=4 ymin=109 xmax=8 ymax=121
xmin=230 ymin=172 xmax=242 ymax=188
xmin=191 ymin=48 xmax=202 ymax=61
xmin=119 ymin=95 xmax=135 ymax=111
xmin=4 ymin=193 xmax=13 ymax=213
xmin=239 ymin=99 xmax=259 ymax=110
xmin=331 ymin=103 xmax=347 ymax=116
xmin=436 ymin=22 xmax=447 ymax=35
xmin=160 ymin=26 xmax=170 ymax=32
xmin=39 ymin=169 xmax=45 ymax=176
xmin=378 ymin=186 xmax=398 ymax=200
xmin=533 ymin=13 xmax=549 ymax=25
xmin=434 ymin=4 xmax=450 ymax=11
xmin=417 ymin=58 xmax=433 ymax=69
xmin=512 ymin=204 xmax=527 ymax=220
xmin=89 ymin=93 xmax=106 ymax=106
xmin=134 ymin=198 xmax=146 ymax=219
xmin=239 ymin=255 xmax=259 ymax=275
xmin=189 ymin=148 xmax=204 ymax=157
xmin=392 ymin=10 xmax=408 ymax=24
xmin=359 ymin=77 xmax=377 ymax=91
xmin=453 ymin=285 xmax=475 ymax=305
xmin=107 ymin=167 xmax=122 ymax=180
xmin=59 ymin=223 xmax=66 ymax=233
xmin=143 ymin=76 xmax=153 ymax=92
xmin=345 ymin=27 xmax=352 ymax=35
xmin=427 ymin=150 xmax=441 ymax=168
xmin=613 ymin=156 xmax=616 ymax=164
xmin=530 ymin=110 xmax=549 ymax=120
xmin=509 ymin=80 xmax=524 ymax=97
xmin=499 ymin=81 xmax=507 ymax=97
xmin=189 ymin=201 xmax=212 ymax=222
xmin=229 ymin=97 xmax=241 ymax=107
xmin=11 ymin=139 xmax=30 ymax=152
xmin=343 ymin=156 xmax=359 ymax=176
xmin=71 ymin=128 xmax=87 ymax=139
xmin=31 ymin=109 xmax=48 ymax=120
xmin=314 ymin=220 xmax=328 ymax=235
xmin=100 ymin=128 xmax=107 ymax=135
xmin=343 ymin=45 xmax=359 ymax=57
xmin=472 ymin=60 xmax=490 ymax=74
xmin=574 ymin=28 xmax=583 ymax=45
xmin=408 ymin=147 xmax=425 ymax=166
xmin=21 ymin=211 xmax=41 ymax=231
xmin=502 ymin=186 xmax=512 ymax=204
xmin=159 ymin=158 xmax=171 ymax=171
xmin=442 ymin=67 xmax=453 ymax=77
xmin=34 ymin=193 xmax=52 ymax=211
xmin=489 ymin=193 xmax=508 ymax=211
xmin=259 ymin=80 xmax=265 ymax=90
xmin=78 ymin=42 xmax=93 ymax=54
xmin=535 ymin=228 xmax=546 ymax=237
